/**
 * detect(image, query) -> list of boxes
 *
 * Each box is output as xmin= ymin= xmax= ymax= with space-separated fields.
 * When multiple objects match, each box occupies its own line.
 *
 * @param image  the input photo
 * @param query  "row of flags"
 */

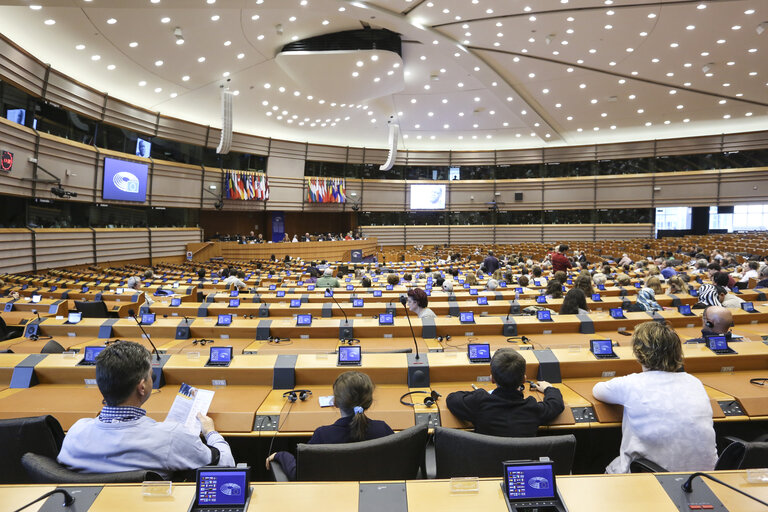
xmin=306 ymin=177 xmax=346 ymax=203
xmin=224 ymin=171 xmax=269 ymax=201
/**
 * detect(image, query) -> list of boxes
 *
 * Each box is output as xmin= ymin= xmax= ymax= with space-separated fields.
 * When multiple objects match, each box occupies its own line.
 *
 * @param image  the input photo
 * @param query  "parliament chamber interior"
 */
xmin=1 ymin=0 xmax=768 ymax=511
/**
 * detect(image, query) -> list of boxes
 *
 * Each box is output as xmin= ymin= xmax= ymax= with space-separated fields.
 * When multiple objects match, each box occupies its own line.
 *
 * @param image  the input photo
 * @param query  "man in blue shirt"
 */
xmin=58 ymin=341 xmax=234 ymax=478
xmin=660 ymin=260 xmax=677 ymax=280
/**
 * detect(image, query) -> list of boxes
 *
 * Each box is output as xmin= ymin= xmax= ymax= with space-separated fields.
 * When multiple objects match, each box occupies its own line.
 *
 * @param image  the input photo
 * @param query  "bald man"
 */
xmin=685 ymin=306 xmax=735 ymax=344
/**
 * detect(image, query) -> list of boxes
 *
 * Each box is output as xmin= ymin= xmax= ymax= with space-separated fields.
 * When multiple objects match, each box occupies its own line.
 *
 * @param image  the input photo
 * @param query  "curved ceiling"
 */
xmin=2 ymin=0 xmax=766 ymax=151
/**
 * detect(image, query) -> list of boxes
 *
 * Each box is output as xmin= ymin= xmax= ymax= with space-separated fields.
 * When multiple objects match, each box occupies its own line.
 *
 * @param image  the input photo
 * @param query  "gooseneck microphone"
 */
xmin=326 ymin=288 xmax=349 ymax=326
xmin=32 ymin=309 xmax=41 ymax=322
xmin=127 ymin=309 xmax=161 ymax=361
xmin=399 ymin=295 xmax=421 ymax=360
xmin=682 ymin=472 xmax=768 ymax=507
xmin=12 ymin=489 xmax=75 ymax=512
xmin=183 ymin=315 xmax=191 ymax=325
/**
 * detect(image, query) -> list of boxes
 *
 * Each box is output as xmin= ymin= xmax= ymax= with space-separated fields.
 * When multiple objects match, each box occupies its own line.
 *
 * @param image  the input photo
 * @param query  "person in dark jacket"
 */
xmin=266 ymin=371 xmax=393 ymax=480
xmin=446 ymin=348 xmax=564 ymax=437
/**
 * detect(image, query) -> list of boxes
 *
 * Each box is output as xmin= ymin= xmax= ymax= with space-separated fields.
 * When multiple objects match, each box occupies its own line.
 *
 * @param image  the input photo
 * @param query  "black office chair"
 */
xmin=74 ymin=300 xmax=109 ymax=318
xmin=271 ymin=422 xmax=428 ymax=482
xmin=0 ymin=316 xmax=22 ymax=341
xmin=630 ymin=435 xmax=768 ymax=473
xmin=433 ymin=427 xmax=576 ymax=478
xmin=0 ymin=415 xmax=64 ymax=484
xmin=22 ymin=453 xmax=165 ymax=484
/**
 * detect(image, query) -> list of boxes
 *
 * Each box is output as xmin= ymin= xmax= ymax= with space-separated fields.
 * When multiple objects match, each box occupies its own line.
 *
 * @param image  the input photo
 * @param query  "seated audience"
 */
xmin=223 ymin=270 xmax=247 ymax=290
xmin=386 ymin=273 xmax=400 ymax=286
xmin=667 ymin=276 xmax=688 ymax=295
xmin=738 ymin=261 xmax=760 ymax=286
xmin=544 ymin=279 xmax=563 ymax=299
xmin=58 ymin=341 xmax=234 ymax=478
xmin=713 ymin=272 xmax=743 ymax=308
xmin=592 ymin=322 xmax=717 ymax=473
xmin=317 ymin=268 xmax=341 ymax=288
xmin=267 ymin=371 xmax=393 ymax=480
xmin=645 ymin=276 xmax=663 ymax=295
xmin=406 ymin=287 xmax=436 ymax=319
xmin=758 ymin=265 xmax=768 ymax=288
xmin=446 ymin=348 xmax=564 ymax=437
xmin=560 ymin=288 xmax=588 ymax=315
xmin=695 ymin=283 xmax=724 ymax=308
xmin=126 ymin=276 xmax=154 ymax=306
xmin=634 ymin=288 xmax=662 ymax=312
xmin=573 ymin=274 xmax=594 ymax=297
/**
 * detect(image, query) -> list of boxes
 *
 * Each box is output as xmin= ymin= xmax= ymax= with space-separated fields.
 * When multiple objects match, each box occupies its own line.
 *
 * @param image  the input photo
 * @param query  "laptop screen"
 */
xmin=537 ymin=310 xmax=551 ymax=321
xmin=536 ymin=295 xmax=547 ymax=304
xmin=83 ymin=346 xmax=106 ymax=363
xmin=467 ymin=343 xmax=490 ymax=362
xmin=276 ymin=290 xmax=286 ymax=297
xmin=591 ymin=294 xmax=601 ymax=301
xmin=610 ymin=308 xmax=624 ymax=319
xmin=504 ymin=461 xmax=556 ymax=502
xmin=229 ymin=299 xmax=240 ymax=308
xmin=678 ymin=304 xmax=692 ymax=315
xmin=460 ymin=311 xmax=475 ymax=323
xmin=210 ymin=346 xmax=232 ymax=364
xmin=352 ymin=298 xmax=364 ymax=307
xmin=290 ymin=299 xmax=301 ymax=308
xmin=230 ymin=290 xmax=239 ymax=297
xmin=378 ymin=313 xmax=394 ymax=325
xmin=338 ymin=345 xmax=361 ymax=365
xmin=171 ymin=297 xmax=182 ymax=307
xmin=217 ymin=314 xmax=232 ymax=326
xmin=297 ymin=314 xmax=312 ymax=326
xmin=31 ymin=294 xmax=42 ymax=303
xmin=707 ymin=335 xmax=728 ymax=351
xmin=196 ymin=468 xmax=249 ymax=507
xmin=741 ymin=302 xmax=755 ymax=312
xmin=141 ymin=313 xmax=155 ymax=325
xmin=590 ymin=339 xmax=614 ymax=355
xmin=477 ymin=296 xmax=488 ymax=305
xmin=68 ymin=312 xmax=82 ymax=324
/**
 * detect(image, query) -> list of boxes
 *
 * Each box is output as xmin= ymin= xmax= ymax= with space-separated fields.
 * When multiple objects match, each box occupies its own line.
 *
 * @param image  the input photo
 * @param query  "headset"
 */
xmin=28 ymin=334 xmax=53 ymax=342
xmin=267 ymin=336 xmax=291 ymax=344
xmin=436 ymin=335 xmax=451 ymax=342
xmin=282 ymin=389 xmax=312 ymax=403
xmin=703 ymin=307 xmax=714 ymax=329
xmin=339 ymin=338 xmax=360 ymax=345
xmin=506 ymin=335 xmax=530 ymax=344
xmin=400 ymin=390 xmax=441 ymax=408
xmin=192 ymin=339 xmax=215 ymax=346
xmin=749 ymin=378 xmax=768 ymax=386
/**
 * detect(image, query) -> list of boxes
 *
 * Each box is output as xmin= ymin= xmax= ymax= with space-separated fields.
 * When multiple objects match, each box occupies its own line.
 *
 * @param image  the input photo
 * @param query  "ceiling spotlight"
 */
xmin=174 ymin=27 xmax=184 ymax=45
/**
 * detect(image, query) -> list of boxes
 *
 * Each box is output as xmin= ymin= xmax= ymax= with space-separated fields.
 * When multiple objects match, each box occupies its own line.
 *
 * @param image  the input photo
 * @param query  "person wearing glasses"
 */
xmin=57 ymin=341 xmax=234 ymax=478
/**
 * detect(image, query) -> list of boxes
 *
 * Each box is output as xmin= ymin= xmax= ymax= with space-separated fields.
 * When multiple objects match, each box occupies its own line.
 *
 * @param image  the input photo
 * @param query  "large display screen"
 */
xmin=410 ymin=184 xmax=446 ymax=210
xmin=102 ymin=157 xmax=148 ymax=202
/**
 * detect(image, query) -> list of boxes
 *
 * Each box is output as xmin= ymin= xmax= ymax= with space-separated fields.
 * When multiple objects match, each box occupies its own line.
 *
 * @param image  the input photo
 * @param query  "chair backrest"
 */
xmin=0 ymin=415 xmax=65 ymax=484
xmin=296 ymin=422 xmax=428 ymax=481
xmin=433 ymin=428 xmax=576 ymax=478
xmin=74 ymin=300 xmax=109 ymax=318
xmin=21 ymin=453 xmax=165 ymax=484
xmin=715 ymin=441 xmax=768 ymax=470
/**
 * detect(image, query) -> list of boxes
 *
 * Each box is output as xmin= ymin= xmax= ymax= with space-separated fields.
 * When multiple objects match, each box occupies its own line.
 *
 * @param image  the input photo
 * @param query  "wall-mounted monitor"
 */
xmin=410 ymin=184 xmax=446 ymax=210
xmin=136 ymin=137 xmax=152 ymax=158
xmin=6 ymin=108 xmax=25 ymax=126
xmin=102 ymin=157 xmax=148 ymax=202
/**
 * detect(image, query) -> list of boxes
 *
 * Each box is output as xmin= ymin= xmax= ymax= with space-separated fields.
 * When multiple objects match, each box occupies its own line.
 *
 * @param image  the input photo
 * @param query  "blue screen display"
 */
xmin=229 ymin=299 xmax=240 ymax=307
xmin=515 ymin=287 xmax=523 ymax=293
xmin=83 ymin=346 xmax=106 ymax=363
xmin=338 ymin=345 xmax=361 ymax=363
xmin=141 ymin=313 xmax=155 ymax=324
xmin=230 ymin=290 xmax=239 ymax=297
xmin=297 ymin=314 xmax=312 ymax=326
xmin=290 ymin=299 xmax=301 ymax=307
xmin=217 ymin=314 xmax=232 ymax=326
xmin=597 ymin=284 xmax=606 ymax=290
xmin=68 ymin=312 xmax=82 ymax=324
xmin=591 ymin=339 xmax=613 ymax=355
xmin=708 ymin=336 xmax=728 ymax=350
xmin=592 ymin=294 xmax=601 ymax=301
xmin=690 ymin=289 xmax=698 ymax=297
xmin=477 ymin=297 xmax=488 ymax=305
xmin=269 ymin=284 xmax=276 ymax=290
xmin=352 ymin=298 xmax=364 ymax=307
xmin=135 ymin=137 xmax=151 ymax=158
xmin=171 ymin=297 xmax=181 ymax=307
xmin=6 ymin=108 xmax=25 ymax=125
xmin=536 ymin=295 xmax=547 ymax=304
xmin=505 ymin=463 xmax=555 ymax=501
xmin=460 ymin=311 xmax=474 ymax=323
xmin=386 ymin=285 xmax=393 ymax=290
xmin=742 ymin=302 xmax=754 ymax=312
xmin=634 ymin=282 xmax=642 ymax=288
xmin=469 ymin=288 xmax=478 ymax=295
xmin=499 ymin=281 xmax=506 ymax=287
xmin=373 ymin=290 xmax=382 ymax=297
xmin=468 ymin=343 xmax=490 ymax=361
xmin=610 ymin=308 xmax=624 ymax=319
xmin=276 ymin=290 xmax=285 ymax=297
xmin=197 ymin=470 xmax=247 ymax=506
xmin=325 ymin=289 xmax=334 ymax=297
xmin=210 ymin=346 xmax=232 ymax=363
xmin=102 ymin=157 xmax=148 ymax=202
xmin=537 ymin=310 xmax=551 ymax=321
xmin=308 ymin=285 xmax=316 ymax=291
xmin=378 ymin=313 xmax=393 ymax=325
xmin=678 ymin=305 xmax=692 ymax=315
xmin=347 ymin=285 xmax=354 ymax=291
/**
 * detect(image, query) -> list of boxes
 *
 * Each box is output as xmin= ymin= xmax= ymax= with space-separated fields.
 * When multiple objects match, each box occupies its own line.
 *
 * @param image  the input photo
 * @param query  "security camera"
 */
xmin=50 ymin=186 xmax=77 ymax=198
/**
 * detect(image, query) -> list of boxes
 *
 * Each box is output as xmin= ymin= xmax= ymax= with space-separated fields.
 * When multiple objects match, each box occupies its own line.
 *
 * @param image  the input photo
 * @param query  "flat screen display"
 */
xmin=338 ymin=345 xmax=361 ymax=365
xmin=83 ymin=346 xmax=106 ymax=363
xmin=467 ymin=343 xmax=490 ymax=362
xmin=537 ymin=310 xmax=552 ymax=321
xmin=477 ymin=296 xmax=488 ymax=305
xmin=290 ymin=299 xmax=301 ymax=307
xmin=68 ymin=312 xmax=82 ymax=324
xmin=352 ymin=298 xmax=364 ymax=307
xmin=229 ymin=299 xmax=240 ymax=307
xmin=230 ymin=290 xmax=239 ymax=297
xmin=410 ymin=184 xmax=446 ymax=210
xmin=102 ymin=157 xmax=148 ymax=202
xmin=141 ymin=313 xmax=155 ymax=325
xmin=741 ymin=302 xmax=755 ymax=312
xmin=210 ymin=346 xmax=232 ymax=363
xmin=610 ymin=308 xmax=624 ymax=319
xmin=196 ymin=469 xmax=248 ymax=506
xmin=536 ymin=295 xmax=547 ymax=304
xmin=373 ymin=290 xmax=382 ymax=297
xmin=504 ymin=462 xmax=556 ymax=502
xmin=590 ymin=339 xmax=614 ymax=355
xmin=6 ymin=108 xmax=26 ymax=126
xmin=217 ymin=314 xmax=232 ymax=326
xmin=707 ymin=335 xmax=728 ymax=351
xmin=591 ymin=294 xmax=601 ymax=302
xmin=171 ymin=297 xmax=182 ymax=307
xmin=31 ymin=294 xmax=41 ymax=303
xmin=135 ymin=137 xmax=152 ymax=158
xmin=678 ymin=304 xmax=692 ymax=315
xmin=460 ymin=311 xmax=475 ymax=323
xmin=297 ymin=314 xmax=312 ymax=326
xmin=378 ymin=313 xmax=393 ymax=325
xmin=276 ymin=290 xmax=285 ymax=297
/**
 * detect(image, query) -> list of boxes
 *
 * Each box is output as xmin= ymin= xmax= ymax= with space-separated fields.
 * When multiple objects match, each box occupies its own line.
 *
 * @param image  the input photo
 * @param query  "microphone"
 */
xmin=32 ymin=309 xmax=41 ymax=323
xmin=127 ymin=309 xmax=161 ymax=361
xmin=682 ymin=472 xmax=768 ymax=507
xmin=183 ymin=315 xmax=191 ymax=325
xmin=12 ymin=488 xmax=75 ymax=512
xmin=326 ymin=288 xmax=349 ymax=326
xmin=399 ymin=295 xmax=421 ymax=360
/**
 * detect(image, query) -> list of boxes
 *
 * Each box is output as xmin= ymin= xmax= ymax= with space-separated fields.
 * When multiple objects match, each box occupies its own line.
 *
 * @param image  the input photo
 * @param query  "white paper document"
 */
xmin=165 ymin=382 xmax=215 ymax=435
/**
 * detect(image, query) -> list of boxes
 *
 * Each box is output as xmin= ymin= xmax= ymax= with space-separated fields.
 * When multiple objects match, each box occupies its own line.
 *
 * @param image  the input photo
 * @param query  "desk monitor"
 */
xmin=307 ymin=285 xmax=316 ymax=291
xmin=171 ymin=297 xmax=182 ymax=307
xmin=533 ymin=280 xmax=541 ymax=287
xmin=706 ymin=335 xmax=736 ymax=355
xmin=678 ymin=304 xmax=694 ymax=316
xmin=78 ymin=345 xmax=106 ymax=366
xmin=216 ymin=314 xmax=232 ymax=327
xmin=597 ymin=284 xmax=606 ymax=291
xmin=50 ymin=285 xmax=57 ymax=292
xmin=324 ymin=289 xmax=334 ymax=297
xmin=469 ymin=288 xmax=478 ymax=296
xmin=346 ymin=285 xmax=354 ymax=291
xmin=610 ymin=308 xmax=625 ymax=319
xmin=207 ymin=346 xmax=233 ymax=367
xmin=378 ymin=313 xmax=394 ymax=326
xmin=690 ymin=289 xmax=698 ymax=297
xmin=386 ymin=285 xmax=394 ymax=291
xmin=460 ymin=311 xmax=475 ymax=324
xmin=67 ymin=312 xmax=82 ymax=324
xmin=741 ymin=302 xmax=756 ymax=313
xmin=228 ymin=299 xmax=240 ymax=308
xmin=536 ymin=310 xmax=552 ymax=322
xmin=269 ymin=284 xmax=277 ymax=291
xmin=115 ymin=288 xmax=124 ymax=295
xmin=499 ymin=281 xmax=507 ymax=288
xmin=591 ymin=293 xmax=601 ymax=302
xmin=141 ymin=313 xmax=156 ymax=325
xmin=468 ymin=343 xmax=491 ymax=363
xmin=477 ymin=296 xmax=488 ymax=305
xmin=290 ymin=299 xmax=301 ymax=308
xmin=536 ymin=295 xmax=547 ymax=304
xmin=212 ymin=280 xmax=219 ymax=285
xmin=230 ymin=290 xmax=239 ymax=297
xmin=352 ymin=298 xmax=364 ymax=307
xmin=590 ymin=339 xmax=618 ymax=360
xmin=373 ymin=278 xmax=379 ymax=283
xmin=373 ymin=290 xmax=382 ymax=297
xmin=297 ymin=281 xmax=304 ymax=286
xmin=31 ymin=294 xmax=41 ymax=303
xmin=82 ymin=285 xmax=89 ymax=293
xmin=297 ymin=314 xmax=312 ymax=326
xmin=338 ymin=345 xmax=361 ymax=366
xmin=345 ymin=278 xmax=351 ymax=282
xmin=172 ymin=282 xmax=179 ymax=289
xmin=192 ymin=467 xmax=251 ymax=512
xmin=634 ymin=282 xmax=642 ymax=288
xmin=515 ymin=287 xmax=524 ymax=294
xmin=502 ymin=460 xmax=565 ymax=512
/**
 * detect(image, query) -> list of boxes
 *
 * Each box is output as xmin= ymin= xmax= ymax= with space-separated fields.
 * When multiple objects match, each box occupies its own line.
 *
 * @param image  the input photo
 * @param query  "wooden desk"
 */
xmin=695 ymin=371 xmax=768 ymax=417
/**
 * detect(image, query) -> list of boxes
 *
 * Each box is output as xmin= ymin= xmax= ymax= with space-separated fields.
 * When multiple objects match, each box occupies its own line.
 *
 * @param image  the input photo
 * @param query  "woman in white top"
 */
xmin=406 ymin=288 xmax=436 ymax=319
xmin=592 ymin=321 xmax=717 ymax=474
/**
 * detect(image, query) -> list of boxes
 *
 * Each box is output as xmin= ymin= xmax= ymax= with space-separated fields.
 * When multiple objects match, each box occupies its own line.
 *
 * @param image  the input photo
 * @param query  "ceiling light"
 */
xmin=161 ymin=17 xmax=171 ymax=23
xmin=264 ymin=83 xmax=271 ymax=89
xmin=686 ymin=25 xmax=695 ymax=30
xmin=75 ymin=44 xmax=85 ymax=50
xmin=91 ymin=55 xmax=100 ymax=61
xmin=154 ymin=87 xmax=162 ymax=93
xmin=129 ymin=42 xmax=138 ymax=48
xmin=107 ymin=64 xmax=116 ymax=70
xmin=170 ymin=92 xmax=177 ymax=98
xmin=224 ymin=40 xmax=231 ymax=46
xmin=138 ymin=80 xmax=147 ymax=86
xmin=107 ymin=18 xmax=117 ymax=25
xmin=731 ymin=25 xmax=741 ymax=30
xmin=252 ymin=14 xmax=260 ymax=20
xmin=182 ymin=75 xmax=190 ymax=81
xmin=648 ymin=13 xmax=656 ymax=18
xmin=44 ymin=19 xmax=56 ymax=25
xmin=211 ymin=15 xmax=220 ymax=21
xmin=670 ymin=43 xmax=679 ymax=48
xmin=29 ymin=5 xmax=42 ymax=9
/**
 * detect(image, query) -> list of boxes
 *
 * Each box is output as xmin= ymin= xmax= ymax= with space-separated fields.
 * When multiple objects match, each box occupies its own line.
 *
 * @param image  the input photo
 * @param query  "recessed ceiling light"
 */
xmin=138 ymin=80 xmax=147 ymax=86
xmin=629 ymin=94 xmax=636 ymax=99
xmin=731 ymin=25 xmax=741 ymax=30
xmin=749 ymin=71 xmax=757 ymax=76
xmin=410 ymin=98 xmax=417 ymax=104
xmin=637 ymin=108 xmax=644 ymax=113
xmin=170 ymin=92 xmax=178 ymax=98
xmin=640 ymin=32 xmax=648 ymax=37
xmin=91 ymin=55 xmax=100 ymax=61
xmin=528 ymin=73 xmax=535 ymax=78
xmin=670 ymin=43 xmax=679 ymax=48
xmin=29 ymin=5 xmax=42 ymax=10
xmin=211 ymin=15 xmax=220 ymax=21
xmin=289 ymin=16 xmax=296 ymax=22
xmin=579 ymin=83 xmax=586 ymax=89
xmin=697 ymin=3 xmax=706 ymax=9
xmin=222 ymin=71 xmax=230 ymax=77
xmin=719 ymin=99 xmax=726 ymax=104
xmin=457 ymin=82 xmax=464 ymax=87
xmin=604 ymin=25 xmax=612 ymax=30
xmin=75 ymin=44 xmax=85 ymax=50
xmin=716 ymin=39 xmax=726 ymax=44
xmin=107 ymin=18 xmax=117 ymax=25
xmin=264 ymin=83 xmax=271 ymax=89
xmin=154 ymin=87 xmax=162 ymax=93
xmin=161 ymin=17 xmax=171 ymax=23
xmin=182 ymin=75 xmax=190 ymax=81
xmin=224 ymin=40 xmax=231 ymax=46
xmin=686 ymin=25 xmax=695 ymax=30
xmin=237 ymin=53 xmax=245 ymax=59
xmin=206 ymin=0 xmax=215 ymax=4
xmin=618 ymin=79 xmax=626 ymax=84
xmin=252 ymin=14 xmax=260 ymax=20
xmin=567 ymin=116 xmax=573 ymax=120
xmin=748 ymin=48 xmax=757 ymax=53
xmin=129 ymin=41 xmax=138 ymax=48
xmin=590 ymin=99 xmax=598 ymax=104
xmin=44 ymin=19 xmax=56 ymax=25
xmin=338 ymin=6 xmax=345 ymax=11
xmin=648 ymin=13 xmax=656 ymax=18
xmin=745 ymin=112 xmax=753 ymax=117
xmin=107 ymin=64 xmax=116 ymax=70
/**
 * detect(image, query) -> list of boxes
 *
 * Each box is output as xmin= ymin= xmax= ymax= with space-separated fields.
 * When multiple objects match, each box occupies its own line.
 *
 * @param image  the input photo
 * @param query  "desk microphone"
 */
xmin=326 ymin=288 xmax=349 ymax=326
xmin=183 ymin=315 xmax=191 ymax=324
xmin=681 ymin=472 xmax=768 ymax=507
xmin=32 ymin=309 xmax=41 ymax=323
xmin=127 ymin=309 xmax=161 ymax=361
xmin=13 ymin=488 xmax=75 ymax=512
xmin=399 ymin=295 xmax=420 ymax=360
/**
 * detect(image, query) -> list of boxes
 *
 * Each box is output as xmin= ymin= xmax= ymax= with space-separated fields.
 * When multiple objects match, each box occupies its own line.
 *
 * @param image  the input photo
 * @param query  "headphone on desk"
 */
xmin=282 ymin=389 xmax=312 ymax=402
xmin=192 ymin=339 xmax=214 ymax=346
xmin=436 ymin=335 xmax=451 ymax=342
xmin=749 ymin=378 xmax=768 ymax=386
xmin=400 ymin=390 xmax=441 ymax=408
xmin=267 ymin=336 xmax=291 ymax=344
xmin=339 ymin=338 xmax=360 ymax=345
xmin=506 ymin=336 xmax=530 ymax=344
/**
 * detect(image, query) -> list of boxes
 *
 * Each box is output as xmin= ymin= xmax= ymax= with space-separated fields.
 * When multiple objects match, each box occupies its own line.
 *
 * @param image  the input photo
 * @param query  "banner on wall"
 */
xmin=271 ymin=211 xmax=285 ymax=243
xmin=1 ymin=150 xmax=13 ymax=172
xmin=306 ymin=177 xmax=346 ymax=203
xmin=224 ymin=170 xmax=269 ymax=201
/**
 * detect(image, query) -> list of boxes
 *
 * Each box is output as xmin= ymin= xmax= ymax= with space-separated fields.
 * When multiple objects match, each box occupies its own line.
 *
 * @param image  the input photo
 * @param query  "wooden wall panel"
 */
xmin=95 ymin=229 xmax=150 ymax=262
xmin=151 ymin=161 xmax=202 ymax=208
xmin=36 ymin=134 xmax=99 ymax=202
xmin=0 ymin=229 xmax=34 ymax=273
xmin=595 ymin=175 xmax=652 ymax=209
xmin=405 ymin=225 xmax=450 ymax=245
xmin=361 ymin=180 xmax=407 ymax=211
xmin=103 ymin=97 xmax=157 ymax=137
xmin=545 ymin=145 xmax=597 ymax=163
xmin=268 ymin=139 xmax=306 ymax=160
xmin=0 ymin=37 xmax=46 ymax=97
xmin=0 ymin=118 xmax=37 ymax=197
xmin=359 ymin=226 xmax=404 ymax=246
xmin=230 ymin=131 xmax=270 ymax=156
xmin=595 ymin=224 xmax=653 ymax=240
xmin=451 ymin=151 xmax=496 ymax=166
xmin=150 ymin=228 xmax=202 ymax=258
xmin=306 ymin=144 xmax=348 ymax=163
xmin=542 ymin=224 xmax=594 ymax=243
xmin=45 ymin=69 xmax=103 ymax=121
xmin=718 ymin=167 xmax=768 ymax=205
xmin=35 ymin=229 xmax=93 ymax=268
xmin=201 ymin=167 xmax=223 ymax=210
xmin=542 ymin=177 xmax=595 ymax=210
xmin=653 ymin=170 xmax=719 ymax=207
xmin=495 ymin=180 xmax=543 ymax=210
xmin=496 ymin=225 xmax=545 ymax=243
xmin=156 ymin=116 xmax=209 ymax=147
xmin=496 ymin=148 xmax=543 ymax=165
xmin=448 ymin=181 xmax=496 ymax=211
xmin=655 ymin=135 xmax=722 ymax=157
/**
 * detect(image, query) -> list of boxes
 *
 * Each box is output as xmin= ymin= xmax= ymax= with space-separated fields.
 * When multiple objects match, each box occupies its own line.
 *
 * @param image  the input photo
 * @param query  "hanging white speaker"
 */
xmin=217 ymin=89 xmax=233 ymax=155
xmin=379 ymin=117 xmax=399 ymax=171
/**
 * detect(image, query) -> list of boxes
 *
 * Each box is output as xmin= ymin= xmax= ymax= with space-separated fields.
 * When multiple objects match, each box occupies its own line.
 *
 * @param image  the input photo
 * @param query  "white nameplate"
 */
xmin=212 ymin=379 xmax=227 ymax=387
xmin=601 ymin=371 xmax=616 ymax=378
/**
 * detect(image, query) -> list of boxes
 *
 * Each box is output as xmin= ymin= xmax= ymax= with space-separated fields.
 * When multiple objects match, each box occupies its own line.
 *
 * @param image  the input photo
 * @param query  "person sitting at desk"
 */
xmin=316 ymin=268 xmax=340 ymax=288
xmin=266 ymin=371 xmax=393 ymax=480
xmin=386 ymin=273 xmax=400 ymax=287
xmin=126 ymin=276 xmax=154 ymax=306
xmin=592 ymin=321 xmax=717 ymax=473
xmin=632 ymin=288 xmax=661 ymax=312
xmin=57 ymin=341 xmax=234 ymax=478
xmin=446 ymin=348 xmax=564 ymax=437
xmin=406 ymin=287 xmax=436 ymax=319
xmin=223 ymin=270 xmax=247 ymax=291
xmin=196 ymin=268 xmax=207 ymax=282
xmin=686 ymin=305 xmax=734 ymax=343
xmin=544 ymin=279 xmax=563 ymax=300
xmin=560 ymin=288 xmax=588 ymax=315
